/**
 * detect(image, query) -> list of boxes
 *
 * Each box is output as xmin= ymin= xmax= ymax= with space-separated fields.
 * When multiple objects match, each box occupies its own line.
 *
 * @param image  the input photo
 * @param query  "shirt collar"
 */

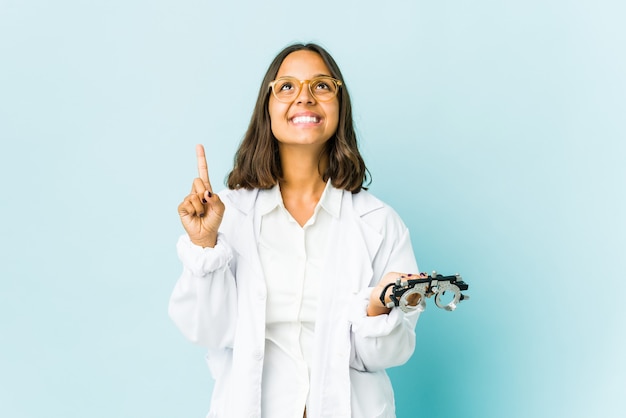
xmin=257 ymin=184 xmax=283 ymax=217
xmin=318 ymin=180 xmax=342 ymax=219
xmin=257 ymin=180 xmax=343 ymax=219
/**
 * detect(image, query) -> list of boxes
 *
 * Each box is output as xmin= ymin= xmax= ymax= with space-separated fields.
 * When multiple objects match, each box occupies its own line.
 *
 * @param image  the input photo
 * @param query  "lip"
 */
xmin=289 ymin=112 xmax=323 ymax=126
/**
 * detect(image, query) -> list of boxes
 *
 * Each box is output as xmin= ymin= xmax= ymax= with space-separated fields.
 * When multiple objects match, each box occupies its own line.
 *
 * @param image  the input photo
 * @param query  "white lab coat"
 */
xmin=169 ymin=186 xmax=421 ymax=418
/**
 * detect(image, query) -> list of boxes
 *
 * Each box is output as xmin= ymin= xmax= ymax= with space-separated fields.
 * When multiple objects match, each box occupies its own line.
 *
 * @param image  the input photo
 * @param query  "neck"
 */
xmin=278 ymin=145 xmax=328 ymax=197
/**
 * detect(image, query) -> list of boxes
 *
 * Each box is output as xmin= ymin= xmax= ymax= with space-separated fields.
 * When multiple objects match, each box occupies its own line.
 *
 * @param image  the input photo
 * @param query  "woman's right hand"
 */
xmin=177 ymin=144 xmax=225 ymax=248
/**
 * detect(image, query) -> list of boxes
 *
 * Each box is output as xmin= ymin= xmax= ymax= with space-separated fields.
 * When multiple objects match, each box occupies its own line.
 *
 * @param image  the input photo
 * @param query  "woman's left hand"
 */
xmin=367 ymin=272 xmax=404 ymax=316
xmin=367 ymin=272 xmax=427 ymax=316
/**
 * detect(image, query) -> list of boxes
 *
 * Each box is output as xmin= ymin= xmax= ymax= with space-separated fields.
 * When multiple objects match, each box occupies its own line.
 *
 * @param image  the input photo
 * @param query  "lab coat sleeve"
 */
xmin=168 ymin=233 xmax=237 ymax=349
xmin=348 ymin=289 xmax=420 ymax=371
xmin=348 ymin=227 xmax=421 ymax=371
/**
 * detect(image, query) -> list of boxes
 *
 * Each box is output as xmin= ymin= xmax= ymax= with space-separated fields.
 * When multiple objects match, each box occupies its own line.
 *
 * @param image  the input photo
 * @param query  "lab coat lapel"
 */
xmin=221 ymin=189 xmax=266 ymax=417
xmin=333 ymin=190 xmax=384 ymax=291
xmin=312 ymin=190 xmax=384 ymax=417
xmin=223 ymin=188 xmax=263 ymax=271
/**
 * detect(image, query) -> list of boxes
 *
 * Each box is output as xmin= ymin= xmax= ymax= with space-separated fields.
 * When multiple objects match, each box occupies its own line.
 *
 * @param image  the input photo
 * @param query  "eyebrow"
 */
xmin=277 ymin=73 xmax=333 ymax=79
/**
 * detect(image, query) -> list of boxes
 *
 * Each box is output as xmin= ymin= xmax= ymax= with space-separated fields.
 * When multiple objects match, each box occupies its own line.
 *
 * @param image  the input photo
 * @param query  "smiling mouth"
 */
xmin=291 ymin=115 xmax=321 ymax=124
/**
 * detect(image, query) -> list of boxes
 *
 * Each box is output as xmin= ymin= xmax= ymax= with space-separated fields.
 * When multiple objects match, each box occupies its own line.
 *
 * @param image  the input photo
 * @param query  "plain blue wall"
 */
xmin=1 ymin=0 xmax=624 ymax=417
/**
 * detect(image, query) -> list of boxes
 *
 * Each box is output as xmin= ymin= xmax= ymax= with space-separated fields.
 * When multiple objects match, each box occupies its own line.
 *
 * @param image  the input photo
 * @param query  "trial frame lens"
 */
xmin=269 ymin=76 xmax=342 ymax=103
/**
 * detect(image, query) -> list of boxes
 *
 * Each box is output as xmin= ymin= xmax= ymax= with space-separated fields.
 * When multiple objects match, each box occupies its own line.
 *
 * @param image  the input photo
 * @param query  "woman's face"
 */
xmin=268 ymin=50 xmax=340 ymax=151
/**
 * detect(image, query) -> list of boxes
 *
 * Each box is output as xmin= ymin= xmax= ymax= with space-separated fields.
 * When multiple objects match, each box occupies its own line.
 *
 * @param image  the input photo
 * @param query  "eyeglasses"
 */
xmin=269 ymin=76 xmax=342 ymax=103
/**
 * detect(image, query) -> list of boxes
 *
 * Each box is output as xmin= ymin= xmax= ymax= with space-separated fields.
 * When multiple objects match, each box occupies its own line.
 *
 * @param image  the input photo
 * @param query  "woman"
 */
xmin=169 ymin=43 xmax=421 ymax=418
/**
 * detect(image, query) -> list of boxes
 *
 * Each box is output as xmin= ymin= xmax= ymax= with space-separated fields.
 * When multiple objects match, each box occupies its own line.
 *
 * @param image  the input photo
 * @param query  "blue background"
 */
xmin=1 ymin=0 xmax=624 ymax=417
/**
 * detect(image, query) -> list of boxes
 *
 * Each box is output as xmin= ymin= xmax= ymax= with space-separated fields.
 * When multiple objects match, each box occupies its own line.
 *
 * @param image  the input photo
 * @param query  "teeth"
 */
xmin=292 ymin=116 xmax=319 ymax=124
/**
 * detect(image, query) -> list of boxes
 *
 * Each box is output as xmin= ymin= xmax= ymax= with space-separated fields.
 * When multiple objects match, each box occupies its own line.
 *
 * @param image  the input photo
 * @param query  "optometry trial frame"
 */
xmin=380 ymin=271 xmax=470 ymax=313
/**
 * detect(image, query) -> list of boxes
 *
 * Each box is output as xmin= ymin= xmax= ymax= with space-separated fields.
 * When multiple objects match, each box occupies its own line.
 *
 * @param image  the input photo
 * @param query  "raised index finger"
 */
xmin=196 ymin=144 xmax=213 ymax=191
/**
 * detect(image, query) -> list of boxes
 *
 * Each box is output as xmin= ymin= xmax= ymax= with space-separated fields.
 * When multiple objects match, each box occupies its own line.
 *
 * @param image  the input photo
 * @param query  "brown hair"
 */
xmin=226 ymin=43 xmax=369 ymax=193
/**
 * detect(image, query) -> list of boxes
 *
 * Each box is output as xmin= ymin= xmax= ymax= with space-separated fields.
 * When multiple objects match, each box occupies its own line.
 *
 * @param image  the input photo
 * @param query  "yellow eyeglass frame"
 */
xmin=269 ymin=76 xmax=343 ymax=103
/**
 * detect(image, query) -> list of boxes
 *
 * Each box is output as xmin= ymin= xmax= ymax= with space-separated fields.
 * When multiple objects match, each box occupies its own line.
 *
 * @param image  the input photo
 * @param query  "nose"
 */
xmin=295 ymin=80 xmax=316 ymax=104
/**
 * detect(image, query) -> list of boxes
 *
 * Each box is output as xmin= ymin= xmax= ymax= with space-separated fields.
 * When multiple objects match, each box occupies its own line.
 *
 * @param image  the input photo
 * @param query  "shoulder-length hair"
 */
xmin=226 ymin=43 xmax=369 ymax=193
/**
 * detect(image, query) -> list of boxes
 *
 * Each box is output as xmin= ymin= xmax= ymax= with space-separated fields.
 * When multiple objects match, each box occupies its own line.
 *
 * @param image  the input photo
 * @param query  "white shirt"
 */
xmin=257 ymin=182 xmax=341 ymax=417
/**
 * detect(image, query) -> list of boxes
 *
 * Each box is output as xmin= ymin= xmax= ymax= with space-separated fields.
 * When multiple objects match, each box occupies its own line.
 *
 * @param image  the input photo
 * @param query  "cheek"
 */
xmin=326 ymin=105 xmax=340 ymax=132
xmin=268 ymin=102 xmax=287 ymax=136
xmin=269 ymin=99 xmax=288 ymax=122
xmin=270 ymin=119 xmax=288 ymax=137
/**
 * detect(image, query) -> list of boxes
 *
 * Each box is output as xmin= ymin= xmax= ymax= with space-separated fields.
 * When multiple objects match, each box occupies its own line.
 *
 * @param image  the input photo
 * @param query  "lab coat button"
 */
xmin=253 ymin=350 xmax=264 ymax=361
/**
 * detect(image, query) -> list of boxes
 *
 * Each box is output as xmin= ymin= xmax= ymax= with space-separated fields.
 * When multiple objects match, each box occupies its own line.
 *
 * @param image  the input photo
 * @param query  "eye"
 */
xmin=276 ymin=79 xmax=296 ymax=92
xmin=312 ymin=77 xmax=338 ymax=94
xmin=313 ymin=80 xmax=331 ymax=91
xmin=280 ymin=82 xmax=294 ymax=91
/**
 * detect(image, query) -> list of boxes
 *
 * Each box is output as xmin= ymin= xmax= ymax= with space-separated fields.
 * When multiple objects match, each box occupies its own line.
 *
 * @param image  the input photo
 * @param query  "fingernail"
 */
xmin=199 ymin=212 xmax=205 ymax=217
xmin=207 ymin=191 xmax=213 ymax=198
xmin=202 ymin=198 xmax=207 ymax=204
